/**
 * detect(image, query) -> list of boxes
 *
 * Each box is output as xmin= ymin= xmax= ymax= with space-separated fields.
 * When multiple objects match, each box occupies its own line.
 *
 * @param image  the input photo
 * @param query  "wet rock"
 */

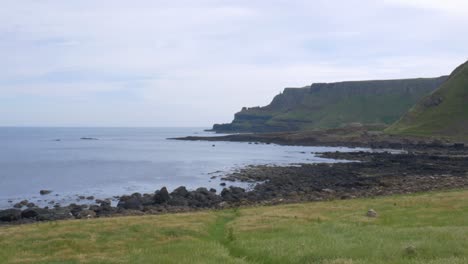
xmin=366 ymin=209 xmax=378 ymax=218
xmin=0 ymin=209 xmax=22 ymax=222
xmin=40 ymin=190 xmax=52 ymax=195
xmin=26 ymin=203 xmax=36 ymax=208
xmin=220 ymin=182 xmax=227 ymax=186
xmin=154 ymin=187 xmax=171 ymax=204
xmin=209 ymin=188 xmax=217 ymax=193
xmin=78 ymin=196 xmax=86 ymax=200
xmin=86 ymin=196 xmax=95 ymax=200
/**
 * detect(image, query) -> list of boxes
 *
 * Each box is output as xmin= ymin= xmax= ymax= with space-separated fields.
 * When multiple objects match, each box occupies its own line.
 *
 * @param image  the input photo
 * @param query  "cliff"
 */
xmin=213 ymin=76 xmax=448 ymax=132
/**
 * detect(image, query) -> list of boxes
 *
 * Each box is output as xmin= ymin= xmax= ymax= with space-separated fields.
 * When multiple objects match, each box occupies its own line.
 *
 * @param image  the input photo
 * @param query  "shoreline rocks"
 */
xmin=1 ymin=149 xmax=468 ymax=225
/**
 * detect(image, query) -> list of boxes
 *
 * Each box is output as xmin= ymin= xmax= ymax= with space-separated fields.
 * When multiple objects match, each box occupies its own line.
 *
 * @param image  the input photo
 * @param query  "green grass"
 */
xmin=1 ymin=190 xmax=468 ymax=263
xmin=387 ymin=61 xmax=468 ymax=140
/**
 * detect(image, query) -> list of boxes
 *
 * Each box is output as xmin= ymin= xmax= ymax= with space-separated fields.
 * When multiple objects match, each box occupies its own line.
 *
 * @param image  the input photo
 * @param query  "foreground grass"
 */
xmin=1 ymin=190 xmax=468 ymax=263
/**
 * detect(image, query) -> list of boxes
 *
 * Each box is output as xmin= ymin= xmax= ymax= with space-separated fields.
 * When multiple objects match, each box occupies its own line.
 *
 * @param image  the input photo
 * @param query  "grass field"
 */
xmin=1 ymin=190 xmax=467 ymax=263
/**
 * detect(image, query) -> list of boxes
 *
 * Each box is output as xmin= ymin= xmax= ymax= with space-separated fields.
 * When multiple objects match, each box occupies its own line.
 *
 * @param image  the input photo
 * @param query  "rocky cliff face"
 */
xmin=212 ymin=76 xmax=448 ymax=133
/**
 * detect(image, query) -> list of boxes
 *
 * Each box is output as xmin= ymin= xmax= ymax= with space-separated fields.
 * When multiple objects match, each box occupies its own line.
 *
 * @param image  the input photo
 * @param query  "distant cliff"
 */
xmin=212 ymin=76 xmax=448 ymax=133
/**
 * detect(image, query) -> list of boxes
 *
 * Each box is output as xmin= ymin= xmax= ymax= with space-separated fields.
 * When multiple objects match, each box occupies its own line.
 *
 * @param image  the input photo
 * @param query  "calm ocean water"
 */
xmin=0 ymin=127 xmax=367 ymax=208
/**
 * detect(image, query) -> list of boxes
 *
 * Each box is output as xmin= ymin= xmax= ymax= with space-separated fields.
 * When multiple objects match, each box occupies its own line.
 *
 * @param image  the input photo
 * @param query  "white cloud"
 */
xmin=384 ymin=0 xmax=468 ymax=16
xmin=0 ymin=0 xmax=467 ymax=126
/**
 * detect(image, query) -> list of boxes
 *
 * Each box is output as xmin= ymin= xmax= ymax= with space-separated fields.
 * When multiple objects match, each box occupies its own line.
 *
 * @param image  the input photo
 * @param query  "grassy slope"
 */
xmin=386 ymin=61 xmax=468 ymax=140
xmin=1 ymin=190 xmax=468 ymax=263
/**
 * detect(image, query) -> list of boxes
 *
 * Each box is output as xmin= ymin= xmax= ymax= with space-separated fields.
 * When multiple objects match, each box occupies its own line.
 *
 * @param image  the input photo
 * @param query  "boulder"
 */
xmin=221 ymin=187 xmax=246 ymax=202
xmin=171 ymin=186 xmax=189 ymax=198
xmin=21 ymin=208 xmax=48 ymax=219
xmin=0 ymin=209 xmax=22 ymax=222
xmin=117 ymin=196 xmax=143 ymax=211
xmin=154 ymin=187 xmax=171 ymax=204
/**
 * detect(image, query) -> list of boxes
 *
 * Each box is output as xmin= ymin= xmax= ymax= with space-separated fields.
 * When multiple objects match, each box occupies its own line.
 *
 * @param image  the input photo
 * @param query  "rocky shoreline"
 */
xmin=1 ymin=147 xmax=468 ymax=225
xmin=173 ymin=125 xmax=467 ymax=150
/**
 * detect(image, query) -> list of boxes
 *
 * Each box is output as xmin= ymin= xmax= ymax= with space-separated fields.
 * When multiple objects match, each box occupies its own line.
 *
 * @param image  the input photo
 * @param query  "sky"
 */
xmin=1 ymin=0 xmax=467 ymax=127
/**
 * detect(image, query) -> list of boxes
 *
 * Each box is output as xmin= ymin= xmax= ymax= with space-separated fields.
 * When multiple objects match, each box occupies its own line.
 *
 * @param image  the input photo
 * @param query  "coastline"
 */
xmin=2 ymin=145 xmax=468 ymax=225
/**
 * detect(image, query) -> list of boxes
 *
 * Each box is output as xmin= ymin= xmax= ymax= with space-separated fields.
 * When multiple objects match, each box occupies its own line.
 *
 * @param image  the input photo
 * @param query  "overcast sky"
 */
xmin=1 ymin=0 xmax=467 ymax=127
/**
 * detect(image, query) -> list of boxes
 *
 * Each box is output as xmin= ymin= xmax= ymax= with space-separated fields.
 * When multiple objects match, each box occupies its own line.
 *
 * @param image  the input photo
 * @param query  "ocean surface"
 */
xmin=0 ymin=127 xmax=368 ymax=209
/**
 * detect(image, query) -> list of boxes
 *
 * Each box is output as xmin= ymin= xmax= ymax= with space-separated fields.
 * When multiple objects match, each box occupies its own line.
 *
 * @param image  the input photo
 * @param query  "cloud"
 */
xmin=0 ymin=0 xmax=467 ymax=126
xmin=384 ymin=0 xmax=468 ymax=16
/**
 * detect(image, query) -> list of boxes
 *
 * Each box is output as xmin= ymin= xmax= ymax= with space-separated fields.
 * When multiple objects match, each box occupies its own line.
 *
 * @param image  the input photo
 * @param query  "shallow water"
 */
xmin=0 ymin=127 xmax=368 ymax=208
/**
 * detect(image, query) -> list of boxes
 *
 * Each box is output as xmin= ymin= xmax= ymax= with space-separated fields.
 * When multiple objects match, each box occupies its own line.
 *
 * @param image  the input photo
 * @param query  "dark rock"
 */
xmin=21 ymin=208 xmax=47 ymax=219
xmin=0 ymin=209 xmax=22 ymax=222
xmin=40 ymin=190 xmax=52 ymax=195
xmin=86 ymin=196 xmax=95 ymax=200
xmin=154 ymin=187 xmax=171 ymax=204
xmin=209 ymin=188 xmax=217 ymax=193
xmin=220 ymin=182 xmax=227 ymax=186
xmin=26 ymin=203 xmax=36 ymax=208
xmin=221 ymin=187 xmax=246 ymax=202
xmin=117 ymin=196 xmax=143 ymax=211
xmin=37 ymin=208 xmax=73 ymax=221
xmin=171 ymin=186 xmax=189 ymax=198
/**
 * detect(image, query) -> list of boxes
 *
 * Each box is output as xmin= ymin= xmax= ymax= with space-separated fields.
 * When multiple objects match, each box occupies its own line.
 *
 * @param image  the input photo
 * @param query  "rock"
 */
xmin=76 ymin=210 xmax=96 ymax=219
xmin=221 ymin=187 xmax=246 ymax=202
xmin=40 ymin=190 xmax=52 ymax=195
xmin=13 ymin=200 xmax=29 ymax=208
xmin=209 ymin=188 xmax=217 ymax=193
xmin=453 ymin=143 xmax=465 ymax=149
xmin=0 ymin=209 xmax=22 ymax=222
xmin=36 ymin=208 xmax=73 ymax=221
xmin=21 ymin=208 xmax=48 ymax=219
xmin=68 ymin=204 xmax=83 ymax=217
xmin=171 ymin=186 xmax=189 ymax=198
xmin=366 ymin=209 xmax=378 ymax=218
xmin=117 ymin=196 xmax=143 ymax=211
xmin=86 ymin=196 xmax=95 ymax=200
xmin=80 ymin=137 xmax=98 ymax=140
xmin=96 ymin=199 xmax=112 ymax=207
xmin=220 ymin=182 xmax=227 ymax=186
xmin=26 ymin=203 xmax=36 ymax=208
xmin=78 ymin=196 xmax=86 ymax=200
xmin=154 ymin=187 xmax=171 ymax=204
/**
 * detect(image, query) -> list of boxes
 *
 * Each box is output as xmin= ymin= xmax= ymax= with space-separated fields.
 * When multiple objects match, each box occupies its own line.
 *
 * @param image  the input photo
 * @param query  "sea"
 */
xmin=0 ymin=127 xmax=368 ymax=209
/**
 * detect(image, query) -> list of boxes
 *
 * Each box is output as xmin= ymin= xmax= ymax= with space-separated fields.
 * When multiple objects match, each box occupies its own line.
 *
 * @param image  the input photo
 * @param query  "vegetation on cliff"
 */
xmin=213 ymin=77 xmax=447 ymax=133
xmin=386 ymin=61 xmax=468 ymax=140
